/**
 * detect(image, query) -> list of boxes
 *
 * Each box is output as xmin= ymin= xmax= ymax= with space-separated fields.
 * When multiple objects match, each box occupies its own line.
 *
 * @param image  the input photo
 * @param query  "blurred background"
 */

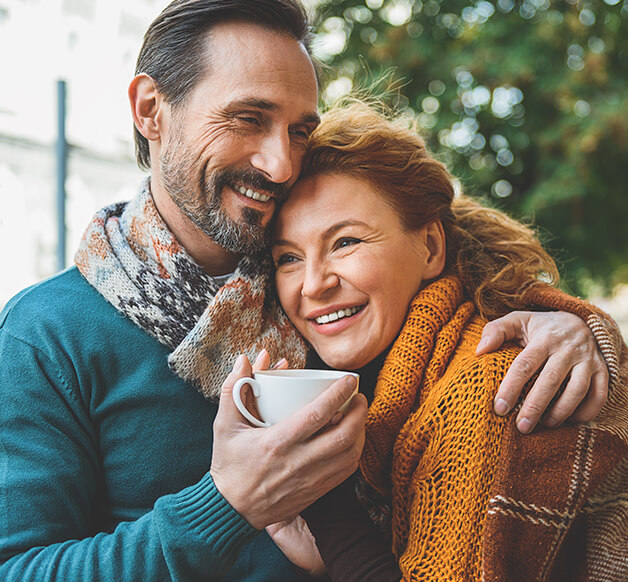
xmin=1 ymin=0 xmax=626 ymax=335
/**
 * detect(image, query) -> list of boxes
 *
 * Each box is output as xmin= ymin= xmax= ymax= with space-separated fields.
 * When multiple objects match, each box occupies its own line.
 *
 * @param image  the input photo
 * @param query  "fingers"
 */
xmin=476 ymin=312 xmax=530 ymax=355
xmin=565 ymin=367 xmax=608 ymax=423
xmin=294 ymin=393 xmax=367 ymax=485
xmin=540 ymin=364 xmax=592 ymax=428
xmin=513 ymin=352 xmax=572 ymax=433
xmin=273 ymin=358 xmax=289 ymax=370
xmin=275 ymin=374 xmax=363 ymax=444
xmin=252 ymin=349 xmax=288 ymax=371
xmin=215 ymin=354 xmax=253 ymax=428
xmin=493 ymin=343 xmax=549 ymax=418
xmin=252 ymin=349 xmax=271 ymax=373
xmin=211 ymin=378 xmax=366 ymax=529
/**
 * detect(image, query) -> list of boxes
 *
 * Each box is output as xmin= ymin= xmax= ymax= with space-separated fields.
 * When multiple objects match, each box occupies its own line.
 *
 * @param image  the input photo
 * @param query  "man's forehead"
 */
xmin=195 ymin=22 xmax=319 ymax=115
xmin=204 ymin=21 xmax=314 ymax=73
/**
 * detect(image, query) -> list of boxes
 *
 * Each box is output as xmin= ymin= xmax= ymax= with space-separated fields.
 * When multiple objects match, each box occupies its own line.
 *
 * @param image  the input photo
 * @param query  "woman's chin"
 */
xmin=319 ymin=351 xmax=371 ymax=372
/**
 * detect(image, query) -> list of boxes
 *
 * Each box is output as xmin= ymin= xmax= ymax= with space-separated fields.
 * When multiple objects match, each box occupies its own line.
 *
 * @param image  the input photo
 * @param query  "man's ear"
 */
xmin=128 ymin=74 xmax=165 ymax=142
xmin=423 ymin=220 xmax=447 ymax=280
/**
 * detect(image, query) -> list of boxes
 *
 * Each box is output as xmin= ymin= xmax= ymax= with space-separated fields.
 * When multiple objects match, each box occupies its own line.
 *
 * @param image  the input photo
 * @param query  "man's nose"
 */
xmin=250 ymin=131 xmax=294 ymax=185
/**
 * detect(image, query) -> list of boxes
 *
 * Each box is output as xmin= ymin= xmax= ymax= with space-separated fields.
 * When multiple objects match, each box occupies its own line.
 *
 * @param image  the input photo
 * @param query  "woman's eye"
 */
xmin=334 ymin=237 xmax=361 ymax=250
xmin=274 ymin=254 xmax=299 ymax=267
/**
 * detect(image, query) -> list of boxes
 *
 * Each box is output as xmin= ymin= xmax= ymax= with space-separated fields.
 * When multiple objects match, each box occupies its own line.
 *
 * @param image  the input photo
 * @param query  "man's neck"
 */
xmin=149 ymin=179 xmax=241 ymax=277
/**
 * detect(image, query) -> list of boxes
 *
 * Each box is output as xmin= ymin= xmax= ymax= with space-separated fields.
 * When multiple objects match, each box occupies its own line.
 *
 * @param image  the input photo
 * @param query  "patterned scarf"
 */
xmin=75 ymin=179 xmax=307 ymax=400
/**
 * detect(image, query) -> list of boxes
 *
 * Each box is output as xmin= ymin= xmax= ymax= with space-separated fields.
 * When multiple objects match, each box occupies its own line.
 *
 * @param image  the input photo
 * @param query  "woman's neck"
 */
xmin=306 ymin=349 xmax=390 ymax=405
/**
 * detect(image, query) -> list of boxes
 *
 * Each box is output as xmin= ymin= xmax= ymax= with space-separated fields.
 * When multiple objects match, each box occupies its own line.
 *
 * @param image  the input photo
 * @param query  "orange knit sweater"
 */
xmin=359 ymin=275 xmax=628 ymax=581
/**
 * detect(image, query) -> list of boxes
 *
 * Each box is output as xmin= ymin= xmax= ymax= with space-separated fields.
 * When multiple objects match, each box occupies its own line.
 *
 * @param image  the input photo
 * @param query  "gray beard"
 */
xmin=159 ymin=141 xmax=278 ymax=256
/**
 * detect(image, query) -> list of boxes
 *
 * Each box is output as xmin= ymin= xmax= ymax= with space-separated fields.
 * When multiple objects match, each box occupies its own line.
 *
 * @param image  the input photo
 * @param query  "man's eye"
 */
xmin=334 ymin=237 xmax=361 ymax=250
xmin=289 ymin=127 xmax=310 ymax=139
xmin=237 ymin=115 xmax=260 ymax=126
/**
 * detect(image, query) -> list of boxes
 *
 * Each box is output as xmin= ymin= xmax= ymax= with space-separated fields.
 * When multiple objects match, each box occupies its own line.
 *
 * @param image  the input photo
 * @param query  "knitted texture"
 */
xmin=75 ymin=180 xmax=307 ymax=399
xmin=359 ymin=275 xmax=628 ymax=581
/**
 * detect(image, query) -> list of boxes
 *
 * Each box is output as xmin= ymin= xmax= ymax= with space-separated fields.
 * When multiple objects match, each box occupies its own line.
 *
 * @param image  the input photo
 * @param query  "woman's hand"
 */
xmin=477 ymin=311 xmax=608 ymax=433
xmin=266 ymin=516 xmax=326 ymax=577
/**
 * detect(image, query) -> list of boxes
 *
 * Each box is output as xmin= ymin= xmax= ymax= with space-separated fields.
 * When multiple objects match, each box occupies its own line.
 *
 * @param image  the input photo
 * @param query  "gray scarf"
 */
xmin=75 ymin=179 xmax=307 ymax=400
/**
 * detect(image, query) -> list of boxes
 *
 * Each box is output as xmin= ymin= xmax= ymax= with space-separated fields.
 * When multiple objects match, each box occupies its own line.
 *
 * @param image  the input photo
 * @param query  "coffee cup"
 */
xmin=232 ymin=369 xmax=359 ymax=427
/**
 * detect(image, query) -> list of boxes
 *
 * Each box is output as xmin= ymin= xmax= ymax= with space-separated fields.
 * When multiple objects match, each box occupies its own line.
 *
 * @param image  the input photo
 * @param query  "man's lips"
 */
xmin=233 ymin=183 xmax=273 ymax=203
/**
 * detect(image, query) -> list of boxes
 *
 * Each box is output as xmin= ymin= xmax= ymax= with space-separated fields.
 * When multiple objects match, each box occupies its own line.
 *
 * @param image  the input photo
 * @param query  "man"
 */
xmin=0 ymin=1 xmax=614 ymax=580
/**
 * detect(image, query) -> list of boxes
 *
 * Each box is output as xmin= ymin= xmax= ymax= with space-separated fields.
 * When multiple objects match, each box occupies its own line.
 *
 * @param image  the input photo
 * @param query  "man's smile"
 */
xmin=235 ymin=183 xmax=272 ymax=203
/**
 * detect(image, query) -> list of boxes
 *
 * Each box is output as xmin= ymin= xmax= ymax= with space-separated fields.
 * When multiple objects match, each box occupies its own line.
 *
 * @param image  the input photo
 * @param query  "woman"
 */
xmin=262 ymin=102 xmax=628 ymax=580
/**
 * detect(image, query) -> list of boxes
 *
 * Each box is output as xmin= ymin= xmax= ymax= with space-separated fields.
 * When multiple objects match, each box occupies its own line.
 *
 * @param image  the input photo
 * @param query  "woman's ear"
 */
xmin=128 ymin=74 xmax=165 ymax=142
xmin=423 ymin=220 xmax=446 ymax=279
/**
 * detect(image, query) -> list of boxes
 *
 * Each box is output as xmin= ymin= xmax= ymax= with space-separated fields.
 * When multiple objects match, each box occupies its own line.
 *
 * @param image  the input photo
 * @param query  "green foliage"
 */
xmin=313 ymin=0 xmax=628 ymax=295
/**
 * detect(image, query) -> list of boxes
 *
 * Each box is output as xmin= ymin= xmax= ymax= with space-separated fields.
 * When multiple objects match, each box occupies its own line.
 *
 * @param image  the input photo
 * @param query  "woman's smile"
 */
xmin=307 ymin=303 xmax=368 ymax=333
xmin=273 ymin=172 xmax=439 ymax=370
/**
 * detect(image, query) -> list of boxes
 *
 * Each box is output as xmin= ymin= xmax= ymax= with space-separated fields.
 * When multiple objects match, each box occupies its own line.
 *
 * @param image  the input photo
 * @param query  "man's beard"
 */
xmin=159 ymin=138 xmax=288 ymax=256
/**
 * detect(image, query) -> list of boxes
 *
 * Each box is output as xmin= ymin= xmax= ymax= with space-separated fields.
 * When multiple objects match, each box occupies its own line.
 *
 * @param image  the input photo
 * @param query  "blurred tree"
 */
xmin=313 ymin=0 xmax=628 ymax=295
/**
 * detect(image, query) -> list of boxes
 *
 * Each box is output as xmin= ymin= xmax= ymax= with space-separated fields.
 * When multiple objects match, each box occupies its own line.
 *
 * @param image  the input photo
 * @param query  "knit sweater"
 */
xmin=306 ymin=276 xmax=628 ymax=581
xmin=0 ymin=267 xmax=305 ymax=581
xmin=369 ymin=277 xmax=628 ymax=580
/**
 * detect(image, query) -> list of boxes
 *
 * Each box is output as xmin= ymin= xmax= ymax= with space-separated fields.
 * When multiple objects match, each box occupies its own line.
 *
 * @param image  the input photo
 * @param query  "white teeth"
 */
xmin=315 ymin=305 xmax=363 ymax=325
xmin=237 ymin=185 xmax=270 ymax=203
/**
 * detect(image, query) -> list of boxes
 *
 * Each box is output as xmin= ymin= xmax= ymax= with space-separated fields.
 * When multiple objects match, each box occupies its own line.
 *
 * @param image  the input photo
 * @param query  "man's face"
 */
xmin=157 ymin=22 xmax=319 ymax=255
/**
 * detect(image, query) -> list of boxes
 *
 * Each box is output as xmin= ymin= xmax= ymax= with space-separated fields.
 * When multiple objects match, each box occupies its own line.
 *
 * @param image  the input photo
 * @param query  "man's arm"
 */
xmin=0 ymin=327 xmax=258 ymax=581
xmin=0 ymin=334 xmax=365 ymax=581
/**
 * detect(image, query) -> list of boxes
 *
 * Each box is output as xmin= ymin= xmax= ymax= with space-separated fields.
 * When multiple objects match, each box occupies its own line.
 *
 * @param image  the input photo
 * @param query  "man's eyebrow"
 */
xmin=273 ymin=220 xmax=368 ymax=248
xmin=230 ymin=98 xmax=320 ymax=125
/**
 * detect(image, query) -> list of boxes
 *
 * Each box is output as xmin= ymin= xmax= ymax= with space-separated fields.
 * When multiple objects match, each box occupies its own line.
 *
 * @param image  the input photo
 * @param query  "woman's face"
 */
xmin=273 ymin=173 xmax=440 ymax=370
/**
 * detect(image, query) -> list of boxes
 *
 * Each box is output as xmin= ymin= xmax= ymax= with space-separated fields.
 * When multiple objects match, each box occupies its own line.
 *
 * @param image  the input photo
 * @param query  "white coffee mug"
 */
xmin=232 ymin=369 xmax=359 ymax=427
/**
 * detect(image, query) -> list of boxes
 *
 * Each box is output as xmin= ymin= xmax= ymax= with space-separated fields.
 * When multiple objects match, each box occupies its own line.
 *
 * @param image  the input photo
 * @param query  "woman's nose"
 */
xmin=301 ymin=262 xmax=340 ymax=298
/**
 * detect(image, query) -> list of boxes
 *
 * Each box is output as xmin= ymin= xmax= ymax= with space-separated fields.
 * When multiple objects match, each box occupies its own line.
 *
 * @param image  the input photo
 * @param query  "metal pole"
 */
xmin=56 ymin=79 xmax=67 ymax=272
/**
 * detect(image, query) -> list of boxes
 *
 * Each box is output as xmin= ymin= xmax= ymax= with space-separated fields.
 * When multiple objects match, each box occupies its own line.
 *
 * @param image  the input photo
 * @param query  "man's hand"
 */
xmin=477 ymin=311 xmax=608 ymax=434
xmin=210 ymin=354 xmax=367 ymax=530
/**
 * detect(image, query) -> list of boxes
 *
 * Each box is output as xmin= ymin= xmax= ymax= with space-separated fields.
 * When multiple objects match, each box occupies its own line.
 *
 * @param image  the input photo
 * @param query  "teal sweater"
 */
xmin=0 ymin=267 xmax=302 ymax=581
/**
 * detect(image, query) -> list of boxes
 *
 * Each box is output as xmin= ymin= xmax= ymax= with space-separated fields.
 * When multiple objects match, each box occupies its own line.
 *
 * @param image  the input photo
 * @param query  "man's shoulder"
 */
xmin=0 ymin=267 xmax=127 ymax=345
xmin=3 ymin=267 xmax=99 ymax=321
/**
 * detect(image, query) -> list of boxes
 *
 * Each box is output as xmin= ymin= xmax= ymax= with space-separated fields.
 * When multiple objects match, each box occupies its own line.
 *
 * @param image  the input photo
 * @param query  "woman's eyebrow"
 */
xmin=273 ymin=220 xmax=368 ymax=248
xmin=323 ymin=220 xmax=369 ymax=237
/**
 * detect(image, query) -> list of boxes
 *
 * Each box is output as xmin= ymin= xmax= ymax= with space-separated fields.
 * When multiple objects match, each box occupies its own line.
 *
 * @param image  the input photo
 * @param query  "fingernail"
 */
xmin=517 ymin=417 xmax=533 ymax=434
xmin=477 ymin=338 xmax=488 ymax=351
xmin=345 ymin=375 xmax=357 ymax=389
xmin=235 ymin=354 xmax=245 ymax=369
xmin=494 ymin=398 xmax=510 ymax=416
xmin=273 ymin=358 xmax=288 ymax=369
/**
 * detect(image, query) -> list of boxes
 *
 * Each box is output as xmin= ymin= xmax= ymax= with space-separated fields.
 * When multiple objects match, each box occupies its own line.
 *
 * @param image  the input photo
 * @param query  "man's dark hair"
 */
xmin=134 ymin=0 xmax=316 ymax=170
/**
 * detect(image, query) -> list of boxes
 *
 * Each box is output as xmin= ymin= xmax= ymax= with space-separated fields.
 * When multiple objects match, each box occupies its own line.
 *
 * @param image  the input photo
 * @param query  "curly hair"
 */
xmin=300 ymin=102 xmax=559 ymax=320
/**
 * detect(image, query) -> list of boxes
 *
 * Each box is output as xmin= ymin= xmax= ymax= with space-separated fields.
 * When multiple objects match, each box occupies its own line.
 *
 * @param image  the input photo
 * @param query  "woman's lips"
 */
xmin=307 ymin=303 xmax=367 ymax=335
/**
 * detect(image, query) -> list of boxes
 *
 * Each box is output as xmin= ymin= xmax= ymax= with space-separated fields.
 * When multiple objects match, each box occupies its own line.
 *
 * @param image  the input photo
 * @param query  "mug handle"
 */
xmin=232 ymin=377 xmax=270 ymax=428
